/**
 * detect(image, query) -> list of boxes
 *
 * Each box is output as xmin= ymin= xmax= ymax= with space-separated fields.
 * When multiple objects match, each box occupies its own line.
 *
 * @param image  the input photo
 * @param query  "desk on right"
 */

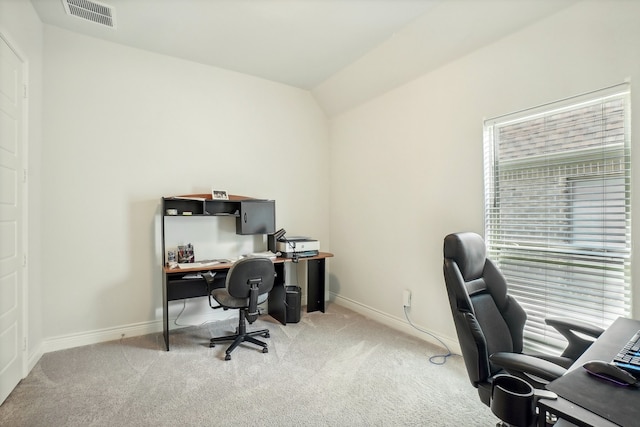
xmin=267 ymin=252 xmax=334 ymax=325
xmin=538 ymin=317 xmax=640 ymax=427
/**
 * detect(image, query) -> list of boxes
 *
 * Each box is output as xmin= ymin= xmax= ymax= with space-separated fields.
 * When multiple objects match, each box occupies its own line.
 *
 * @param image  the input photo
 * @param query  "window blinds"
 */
xmin=483 ymin=84 xmax=631 ymax=355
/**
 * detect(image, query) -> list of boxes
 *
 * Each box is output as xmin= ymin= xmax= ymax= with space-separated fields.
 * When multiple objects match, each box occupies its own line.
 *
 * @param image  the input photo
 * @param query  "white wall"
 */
xmin=0 ymin=0 xmax=44 ymax=368
xmin=41 ymin=26 xmax=330 ymax=345
xmin=328 ymin=1 xmax=640 ymax=351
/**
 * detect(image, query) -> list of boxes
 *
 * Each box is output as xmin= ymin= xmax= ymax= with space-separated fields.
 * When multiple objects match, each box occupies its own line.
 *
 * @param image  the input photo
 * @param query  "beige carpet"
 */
xmin=0 ymin=303 xmax=498 ymax=426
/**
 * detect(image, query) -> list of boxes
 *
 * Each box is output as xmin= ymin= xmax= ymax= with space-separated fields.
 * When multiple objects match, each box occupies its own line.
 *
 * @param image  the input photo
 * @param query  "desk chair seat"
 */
xmin=209 ymin=257 xmax=275 ymax=361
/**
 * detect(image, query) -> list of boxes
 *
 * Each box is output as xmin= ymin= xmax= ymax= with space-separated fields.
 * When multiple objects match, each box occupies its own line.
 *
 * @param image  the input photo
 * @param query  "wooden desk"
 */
xmin=161 ymin=252 xmax=333 ymax=351
xmin=539 ymin=317 xmax=640 ymax=427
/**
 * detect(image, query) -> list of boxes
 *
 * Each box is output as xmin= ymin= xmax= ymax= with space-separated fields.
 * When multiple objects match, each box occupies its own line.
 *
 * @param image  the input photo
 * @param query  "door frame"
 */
xmin=0 ymin=29 xmax=29 ymax=381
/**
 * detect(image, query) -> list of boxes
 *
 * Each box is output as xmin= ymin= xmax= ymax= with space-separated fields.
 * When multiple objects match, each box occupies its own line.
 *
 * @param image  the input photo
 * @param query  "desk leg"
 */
xmin=268 ymin=263 xmax=287 ymax=325
xmin=537 ymin=410 xmax=546 ymax=427
xmin=307 ymin=259 xmax=325 ymax=313
xmin=162 ymin=273 xmax=169 ymax=351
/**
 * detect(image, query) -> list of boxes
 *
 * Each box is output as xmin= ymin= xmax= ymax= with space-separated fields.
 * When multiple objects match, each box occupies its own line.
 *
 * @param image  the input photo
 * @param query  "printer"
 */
xmin=277 ymin=237 xmax=319 ymax=258
xmin=268 ymin=229 xmax=319 ymax=258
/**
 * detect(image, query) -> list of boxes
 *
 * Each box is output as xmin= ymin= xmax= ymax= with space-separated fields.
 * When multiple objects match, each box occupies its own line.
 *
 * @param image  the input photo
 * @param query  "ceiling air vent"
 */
xmin=62 ymin=0 xmax=116 ymax=28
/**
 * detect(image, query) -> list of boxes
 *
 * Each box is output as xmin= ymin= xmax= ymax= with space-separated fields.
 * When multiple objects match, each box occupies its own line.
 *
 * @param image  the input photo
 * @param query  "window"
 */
xmin=483 ymin=84 xmax=631 ymax=355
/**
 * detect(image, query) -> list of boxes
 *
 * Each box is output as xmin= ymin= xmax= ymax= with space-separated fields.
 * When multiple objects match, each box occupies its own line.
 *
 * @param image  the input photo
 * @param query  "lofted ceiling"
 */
xmin=30 ymin=0 xmax=580 ymax=113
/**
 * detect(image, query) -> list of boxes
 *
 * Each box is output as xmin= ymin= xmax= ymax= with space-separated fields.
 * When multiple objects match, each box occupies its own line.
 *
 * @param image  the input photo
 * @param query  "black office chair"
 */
xmin=442 ymin=232 xmax=604 ymax=407
xmin=209 ymin=257 xmax=275 ymax=361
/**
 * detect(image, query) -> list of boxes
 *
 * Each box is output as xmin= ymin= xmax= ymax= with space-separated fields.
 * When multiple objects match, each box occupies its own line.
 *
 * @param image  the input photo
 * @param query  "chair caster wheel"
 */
xmin=225 ymin=354 xmax=231 ymax=361
xmin=209 ymin=343 xmax=215 ymax=348
xmin=264 ymin=332 xmax=270 ymax=338
xmin=262 ymin=347 xmax=268 ymax=353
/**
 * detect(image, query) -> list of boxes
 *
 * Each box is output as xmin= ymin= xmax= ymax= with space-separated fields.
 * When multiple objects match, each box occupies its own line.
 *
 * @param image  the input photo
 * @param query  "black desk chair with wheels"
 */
xmin=443 ymin=232 xmax=603 ymax=426
xmin=209 ymin=257 xmax=275 ymax=361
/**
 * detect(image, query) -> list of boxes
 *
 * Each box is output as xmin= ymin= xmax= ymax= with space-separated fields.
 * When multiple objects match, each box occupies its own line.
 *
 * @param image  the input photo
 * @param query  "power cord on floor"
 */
xmin=174 ymin=300 xmax=188 ymax=326
xmin=173 ymin=299 xmax=224 ymax=328
xmin=403 ymin=305 xmax=452 ymax=365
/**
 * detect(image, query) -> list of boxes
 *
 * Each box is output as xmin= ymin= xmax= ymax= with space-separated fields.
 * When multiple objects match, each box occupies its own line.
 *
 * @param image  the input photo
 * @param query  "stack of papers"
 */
xmin=176 ymin=259 xmax=231 ymax=269
xmin=241 ymin=251 xmax=278 ymax=260
xmin=169 ymin=254 xmax=276 ymax=270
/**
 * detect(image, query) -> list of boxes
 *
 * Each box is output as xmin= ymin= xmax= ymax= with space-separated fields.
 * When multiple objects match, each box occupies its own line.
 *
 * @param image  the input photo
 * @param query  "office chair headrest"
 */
xmin=444 ymin=232 xmax=487 ymax=281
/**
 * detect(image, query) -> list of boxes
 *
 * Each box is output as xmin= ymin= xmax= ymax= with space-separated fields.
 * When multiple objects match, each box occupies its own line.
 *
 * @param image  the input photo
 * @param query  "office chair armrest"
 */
xmin=490 ymin=352 xmax=566 ymax=384
xmin=545 ymin=317 xmax=604 ymax=339
xmin=545 ymin=317 xmax=605 ymax=361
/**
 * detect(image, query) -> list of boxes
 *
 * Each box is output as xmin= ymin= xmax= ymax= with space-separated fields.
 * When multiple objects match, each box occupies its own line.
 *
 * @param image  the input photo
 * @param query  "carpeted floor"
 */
xmin=0 ymin=303 xmax=498 ymax=426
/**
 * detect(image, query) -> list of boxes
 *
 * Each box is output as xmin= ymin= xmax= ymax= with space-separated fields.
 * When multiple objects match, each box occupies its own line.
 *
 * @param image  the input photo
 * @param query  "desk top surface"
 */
xmin=543 ymin=316 xmax=640 ymax=427
xmin=164 ymin=252 xmax=334 ymax=274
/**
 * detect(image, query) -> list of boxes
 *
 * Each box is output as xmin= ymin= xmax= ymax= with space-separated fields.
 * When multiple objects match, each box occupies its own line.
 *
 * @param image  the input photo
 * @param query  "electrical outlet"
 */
xmin=403 ymin=289 xmax=411 ymax=307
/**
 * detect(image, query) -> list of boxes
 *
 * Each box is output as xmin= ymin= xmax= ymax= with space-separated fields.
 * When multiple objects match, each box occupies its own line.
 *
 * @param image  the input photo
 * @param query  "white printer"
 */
xmin=269 ymin=229 xmax=319 ymax=258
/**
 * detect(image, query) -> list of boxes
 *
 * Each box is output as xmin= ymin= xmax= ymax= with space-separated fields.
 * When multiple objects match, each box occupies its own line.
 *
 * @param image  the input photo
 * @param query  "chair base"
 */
xmin=210 ymin=327 xmax=270 ymax=361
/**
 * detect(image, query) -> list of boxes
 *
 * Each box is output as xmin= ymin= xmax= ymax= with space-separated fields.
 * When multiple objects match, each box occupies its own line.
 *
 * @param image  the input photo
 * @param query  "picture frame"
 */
xmin=211 ymin=189 xmax=229 ymax=200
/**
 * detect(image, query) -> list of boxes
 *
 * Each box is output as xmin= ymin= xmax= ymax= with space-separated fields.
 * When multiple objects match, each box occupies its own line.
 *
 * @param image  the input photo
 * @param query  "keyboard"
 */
xmin=613 ymin=329 xmax=640 ymax=373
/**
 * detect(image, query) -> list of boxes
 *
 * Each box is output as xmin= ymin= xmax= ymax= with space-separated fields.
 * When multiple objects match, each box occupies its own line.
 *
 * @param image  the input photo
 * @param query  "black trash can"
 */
xmin=285 ymin=285 xmax=301 ymax=323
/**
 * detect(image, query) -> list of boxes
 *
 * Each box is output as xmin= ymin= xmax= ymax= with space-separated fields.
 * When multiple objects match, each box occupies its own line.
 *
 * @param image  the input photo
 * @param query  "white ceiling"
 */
xmin=30 ymin=0 xmax=580 ymax=111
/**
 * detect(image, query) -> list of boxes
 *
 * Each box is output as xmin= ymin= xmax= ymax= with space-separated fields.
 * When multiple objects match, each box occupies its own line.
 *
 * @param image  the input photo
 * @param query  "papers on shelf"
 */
xmin=168 ymin=254 xmax=276 ymax=270
xmin=182 ymin=271 xmax=216 ymax=280
xmin=170 ymin=196 xmax=207 ymax=201
xmin=177 ymin=259 xmax=231 ymax=269
xmin=240 ymin=251 xmax=278 ymax=260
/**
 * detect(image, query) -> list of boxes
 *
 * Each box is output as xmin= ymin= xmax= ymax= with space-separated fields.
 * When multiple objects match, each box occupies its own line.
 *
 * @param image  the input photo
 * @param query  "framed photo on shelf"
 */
xmin=212 ymin=189 xmax=229 ymax=200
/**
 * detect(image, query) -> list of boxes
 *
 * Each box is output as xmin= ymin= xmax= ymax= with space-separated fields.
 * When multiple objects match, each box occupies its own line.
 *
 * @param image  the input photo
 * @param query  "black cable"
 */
xmin=280 ymin=237 xmax=299 ymax=263
xmin=403 ymin=305 xmax=452 ymax=365
xmin=174 ymin=300 xmax=188 ymax=326
xmin=278 ymin=237 xmax=301 ymax=295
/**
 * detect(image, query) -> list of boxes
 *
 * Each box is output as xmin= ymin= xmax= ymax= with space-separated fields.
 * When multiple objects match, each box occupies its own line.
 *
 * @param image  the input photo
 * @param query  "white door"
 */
xmin=0 ymin=35 xmax=25 ymax=405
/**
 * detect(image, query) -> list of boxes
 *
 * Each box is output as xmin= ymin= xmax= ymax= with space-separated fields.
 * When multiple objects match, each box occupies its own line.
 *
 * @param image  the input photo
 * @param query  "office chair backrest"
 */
xmin=226 ymin=257 xmax=275 ymax=322
xmin=443 ymin=232 xmax=527 ymax=390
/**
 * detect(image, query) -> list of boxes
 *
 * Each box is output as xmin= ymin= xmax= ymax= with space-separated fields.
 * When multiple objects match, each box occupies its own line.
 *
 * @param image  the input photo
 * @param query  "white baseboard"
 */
xmin=41 ymin=312 xmax=238 ymax=354
xmin=27 ymin=345 xmax=44 ymax=374
xmin=38 ymin=295 xmax=459 ymax=357
xmin=330 ymin=293 xmax=461 ymax=355
xmin=42 ymin=320 xmax=164 ymax=354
